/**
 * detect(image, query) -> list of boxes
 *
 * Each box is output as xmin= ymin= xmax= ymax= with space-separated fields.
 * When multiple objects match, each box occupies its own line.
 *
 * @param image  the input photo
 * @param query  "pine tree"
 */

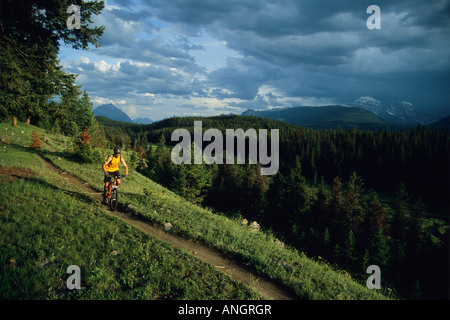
xmin=361 ymin=249 xmax=371 ymax=275
xmin=369 ymin=228 xmax=390 ymax=269
xmin=309 ymin=177 xmax=330 ymax=230
xmin=78 ymin=91 xmax=96 ymax=131
xmin=74 ymin=126 xmax=100 ymax=163
xmin=389 ymin=182 xmax=410 ymax=284
xmin=343 ymin=172 xmax=365 ymax=236
xmin=0 ymin=1 xmax=105 ymax=124
xmin=242 ymin=163 xmax=268 ymax=220
xmin=342 ymin=230 xmax=358 ymax=274
xmin=322 ymin=227 xmax=331 ymax=257
xmin=329 ymin=176 xmax=344 ymax=241
xmin=181 ymin=143 xmax=213 ymax=204
xmin=137 ymin=146 xmax=148 ymax=170
xmin=363 ymin=191 xmax=388 ymax=235
xmin=171 ymin=163 xmax=189 ymax=198
xmin=284 ymin=156 xmax=308 ymax=226
xmin=148 ymin=134 xmax=176 ymax=187
xmin=154 ymin=134 xmax=167 ymax=171
xmin=391 ymin=181 xmax=410 ymax=241
xmin=263 ymin=171 xmax=287 ymax=232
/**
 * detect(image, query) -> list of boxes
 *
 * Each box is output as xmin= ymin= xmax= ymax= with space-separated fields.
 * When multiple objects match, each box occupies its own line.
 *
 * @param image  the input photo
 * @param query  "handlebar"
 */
xmin=104 ymin=172 xmax=128 ymax=179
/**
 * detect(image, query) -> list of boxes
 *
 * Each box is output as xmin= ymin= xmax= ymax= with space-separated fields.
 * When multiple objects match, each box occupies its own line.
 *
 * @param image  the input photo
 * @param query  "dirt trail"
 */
xmin=39 ymin=155 xmax=298 ymax=300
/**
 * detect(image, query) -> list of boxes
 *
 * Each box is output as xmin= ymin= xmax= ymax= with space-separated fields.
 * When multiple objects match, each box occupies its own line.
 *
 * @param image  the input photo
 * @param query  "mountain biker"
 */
xmin=102 ymin=146 xmax=128 ymax=204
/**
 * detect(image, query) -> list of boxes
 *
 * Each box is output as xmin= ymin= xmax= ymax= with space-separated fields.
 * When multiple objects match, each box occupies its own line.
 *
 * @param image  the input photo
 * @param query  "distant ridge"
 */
xmin=93 ymin=104 xmax=153 ymax=124
xmin=133 ymin=117 xmax=153 ymax=124
xmin=429 ymin=115 xmax=450 ymax=129
xmin=352 ymin=96 xmax=440 ymax=125
xmin=93 ymin=104 xmax=133 ymax=123
xmin=241 ymin=105 xmax=403 ymax=130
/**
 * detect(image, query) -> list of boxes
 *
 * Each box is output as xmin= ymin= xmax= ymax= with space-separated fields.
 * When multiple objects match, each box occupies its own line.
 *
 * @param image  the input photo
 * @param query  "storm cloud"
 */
xmin=59 ymin=0 xmax=450 ymax=120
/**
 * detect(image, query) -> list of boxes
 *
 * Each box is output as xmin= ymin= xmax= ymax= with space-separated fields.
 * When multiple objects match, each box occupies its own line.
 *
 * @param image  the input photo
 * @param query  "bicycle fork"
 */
xmin=106 ymin=185 xmax=117 ymax=199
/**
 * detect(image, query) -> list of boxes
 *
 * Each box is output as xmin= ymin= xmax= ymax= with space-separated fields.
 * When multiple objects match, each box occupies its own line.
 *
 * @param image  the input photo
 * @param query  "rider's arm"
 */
xmin=102 ymin=156 xmax=112 ymax=172
xmin=121 ymin=156 xmax=129 ymax=175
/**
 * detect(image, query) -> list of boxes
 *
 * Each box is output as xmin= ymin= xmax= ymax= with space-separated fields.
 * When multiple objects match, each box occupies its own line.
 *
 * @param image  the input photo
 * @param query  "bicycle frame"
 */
xmin=107 ymin=177 xmax=119 ymax=196
xmin=104 ymin=174 xmax=121 ymax=211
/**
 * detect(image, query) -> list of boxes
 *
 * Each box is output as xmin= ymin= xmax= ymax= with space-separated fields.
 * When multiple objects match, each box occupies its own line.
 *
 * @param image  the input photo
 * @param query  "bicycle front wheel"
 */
xmin=110 ymin=188 xmax=118 ymax=211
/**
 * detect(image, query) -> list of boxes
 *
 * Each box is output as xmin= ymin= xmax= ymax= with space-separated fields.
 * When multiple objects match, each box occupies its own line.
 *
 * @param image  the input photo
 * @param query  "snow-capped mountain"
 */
xmin=353 ymin=97 xmax=384 ymax=115
xmin=352 ymin=97 xmax=439 ymax=125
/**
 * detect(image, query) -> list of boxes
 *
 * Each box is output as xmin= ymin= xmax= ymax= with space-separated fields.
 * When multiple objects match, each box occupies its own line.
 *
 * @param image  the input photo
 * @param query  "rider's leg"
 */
xmin=104 ymin=181 xmax=109 ymax=197
xmin=116 ymin=178 xmax=121 ymax=186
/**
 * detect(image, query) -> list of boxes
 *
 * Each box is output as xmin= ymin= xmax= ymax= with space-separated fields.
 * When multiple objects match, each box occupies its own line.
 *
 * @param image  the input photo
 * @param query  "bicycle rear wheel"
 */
xmin=110 ymin=188 xmax=118 ymax=211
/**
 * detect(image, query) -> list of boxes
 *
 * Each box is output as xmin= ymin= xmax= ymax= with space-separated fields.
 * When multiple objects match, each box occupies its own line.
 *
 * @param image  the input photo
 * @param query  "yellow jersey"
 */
xmin=105 ymin=154 xmax=121 ymax=172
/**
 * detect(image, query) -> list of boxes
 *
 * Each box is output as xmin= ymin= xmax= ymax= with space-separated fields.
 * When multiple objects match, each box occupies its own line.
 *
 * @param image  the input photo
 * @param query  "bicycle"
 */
xmin=104 ymin=173 xmax=126 ymax=211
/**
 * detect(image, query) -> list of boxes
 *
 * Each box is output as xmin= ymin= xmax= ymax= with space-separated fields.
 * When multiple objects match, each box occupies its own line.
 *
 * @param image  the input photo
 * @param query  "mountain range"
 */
xmin=241 ymin=97 xmax=447 ymax=130
xmin=429 ymin=115 xmax=450 ymax=128
xmin=351 ymin=97 xmax=440 ymax=125
xmin=93 ymin=104 xmax=153 ymax=124
xmin=241 ymin=105 xmax=402 ymax=130
xmin=94 ymin=100 xmax=447 ymax=131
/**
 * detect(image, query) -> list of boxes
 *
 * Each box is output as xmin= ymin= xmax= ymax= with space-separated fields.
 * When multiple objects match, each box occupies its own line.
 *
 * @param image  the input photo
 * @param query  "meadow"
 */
xmin=0 ymin=121 xmax=391 ymax=300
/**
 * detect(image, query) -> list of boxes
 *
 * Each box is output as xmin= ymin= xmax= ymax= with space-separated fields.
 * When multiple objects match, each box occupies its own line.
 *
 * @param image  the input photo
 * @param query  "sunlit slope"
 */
xmin=0 ymin=121 xmax=391 ymax=300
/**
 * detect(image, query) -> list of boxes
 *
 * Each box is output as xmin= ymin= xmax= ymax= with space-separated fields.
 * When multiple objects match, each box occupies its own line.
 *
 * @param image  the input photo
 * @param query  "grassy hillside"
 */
xmin=0 ymin=121 xmax=392 ymax=300
xmin=0 ymin=123 xmax=258 ymax=300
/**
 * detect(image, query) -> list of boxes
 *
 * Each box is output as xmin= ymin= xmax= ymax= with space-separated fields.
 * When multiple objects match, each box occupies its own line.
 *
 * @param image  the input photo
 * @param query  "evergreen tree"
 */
xmin=0 ymin=0 xmax=105 ymax=124
xmin=388 ymin=182 xmax=410 ymax=286
xmin=136 ymin=146 xmax=148 ymax=170
xmin=180 ymin=143 xmax=213 ymax=205
xmin=309 ymin=177 xmax=330 ymax=231
xmin=406 ymin=199 xmax=425 ymax=259
xmin=148 ymin=134 xmax=176 ymax=187
xmin=342 ymin=230 xmax=358 ymax=273
xmin=171 ymin=163 xmax=189 ymax=198
xmin=329 ymin=176 xmax=344 ymax=242
xmin=154 ymin=134 xmax=167 ymax=169
xmin=321 ymin=227 xmax=331 ymax=258
xmin=78 ymin=91 xmax=96 ymax=130
xmin=242 ymin=163 xmax=268 ymax=220
xmin=343 ymin=172 xmax=365 ymax=236
xmin=363 ymin=191 xmax=388 ymax=235
xmin=263 ymin=171 xmax=287 ymax=231
xmin=284 ymin=156 xmax=308 ymax=226
xmin=369 ymin=228 xmax=390 ymax=270
xmin=391 ymin=181 xmax=410 ymax=242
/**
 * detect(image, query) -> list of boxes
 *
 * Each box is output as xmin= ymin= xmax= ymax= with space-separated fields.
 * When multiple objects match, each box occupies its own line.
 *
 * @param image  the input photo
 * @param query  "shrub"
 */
xmin=74 ymin=126 xmax=102 ymax=163
xmin=30 ymin=129 xmax=42 ymax=149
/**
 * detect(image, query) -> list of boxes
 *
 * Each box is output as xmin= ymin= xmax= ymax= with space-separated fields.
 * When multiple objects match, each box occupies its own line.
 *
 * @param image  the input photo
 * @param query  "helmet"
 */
xmin=113 ymin=146 xmax=121 ymax=154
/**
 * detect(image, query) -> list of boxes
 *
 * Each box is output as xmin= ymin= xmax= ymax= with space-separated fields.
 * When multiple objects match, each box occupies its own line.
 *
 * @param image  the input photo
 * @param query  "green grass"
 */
xmin=0 ymin=121 xmax=394 ymax=300
xmin=0 ymin=120 xmax=72 ymax=152
xmin=0 ymin=122 xmax=259 ymax=300
xmin=0 ymin=177 xmax=258 ymax=300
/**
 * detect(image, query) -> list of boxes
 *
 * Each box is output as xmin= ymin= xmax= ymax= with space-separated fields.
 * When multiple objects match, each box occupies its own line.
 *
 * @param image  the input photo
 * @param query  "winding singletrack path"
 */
xmin=39 ymin=155 xmax=298 ymax=300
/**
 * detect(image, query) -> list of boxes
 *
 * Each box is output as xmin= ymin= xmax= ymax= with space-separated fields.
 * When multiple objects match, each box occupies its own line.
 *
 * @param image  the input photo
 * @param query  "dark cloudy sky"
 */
xmin=59 ymin=0 xmax=450 ymax=121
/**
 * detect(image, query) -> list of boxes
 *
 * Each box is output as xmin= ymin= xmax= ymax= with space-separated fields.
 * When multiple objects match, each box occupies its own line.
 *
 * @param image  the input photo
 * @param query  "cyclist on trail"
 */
xmin=102 ymin=146 xmax=128 ymax=204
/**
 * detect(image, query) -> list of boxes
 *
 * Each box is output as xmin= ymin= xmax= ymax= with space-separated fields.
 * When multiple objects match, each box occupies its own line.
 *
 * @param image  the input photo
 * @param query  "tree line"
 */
xmin=1 ymin=0 xmax=104 ymax=136
xmin=119 ymin=117 xmax=448 ymax=299
xmin=120 ymin=115 xmax=449 ymax=216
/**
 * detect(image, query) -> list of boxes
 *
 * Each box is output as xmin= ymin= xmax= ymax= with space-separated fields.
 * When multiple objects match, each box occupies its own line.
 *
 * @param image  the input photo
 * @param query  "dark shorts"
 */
xmin=104 ymin=170 xmax=120 ymax=183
